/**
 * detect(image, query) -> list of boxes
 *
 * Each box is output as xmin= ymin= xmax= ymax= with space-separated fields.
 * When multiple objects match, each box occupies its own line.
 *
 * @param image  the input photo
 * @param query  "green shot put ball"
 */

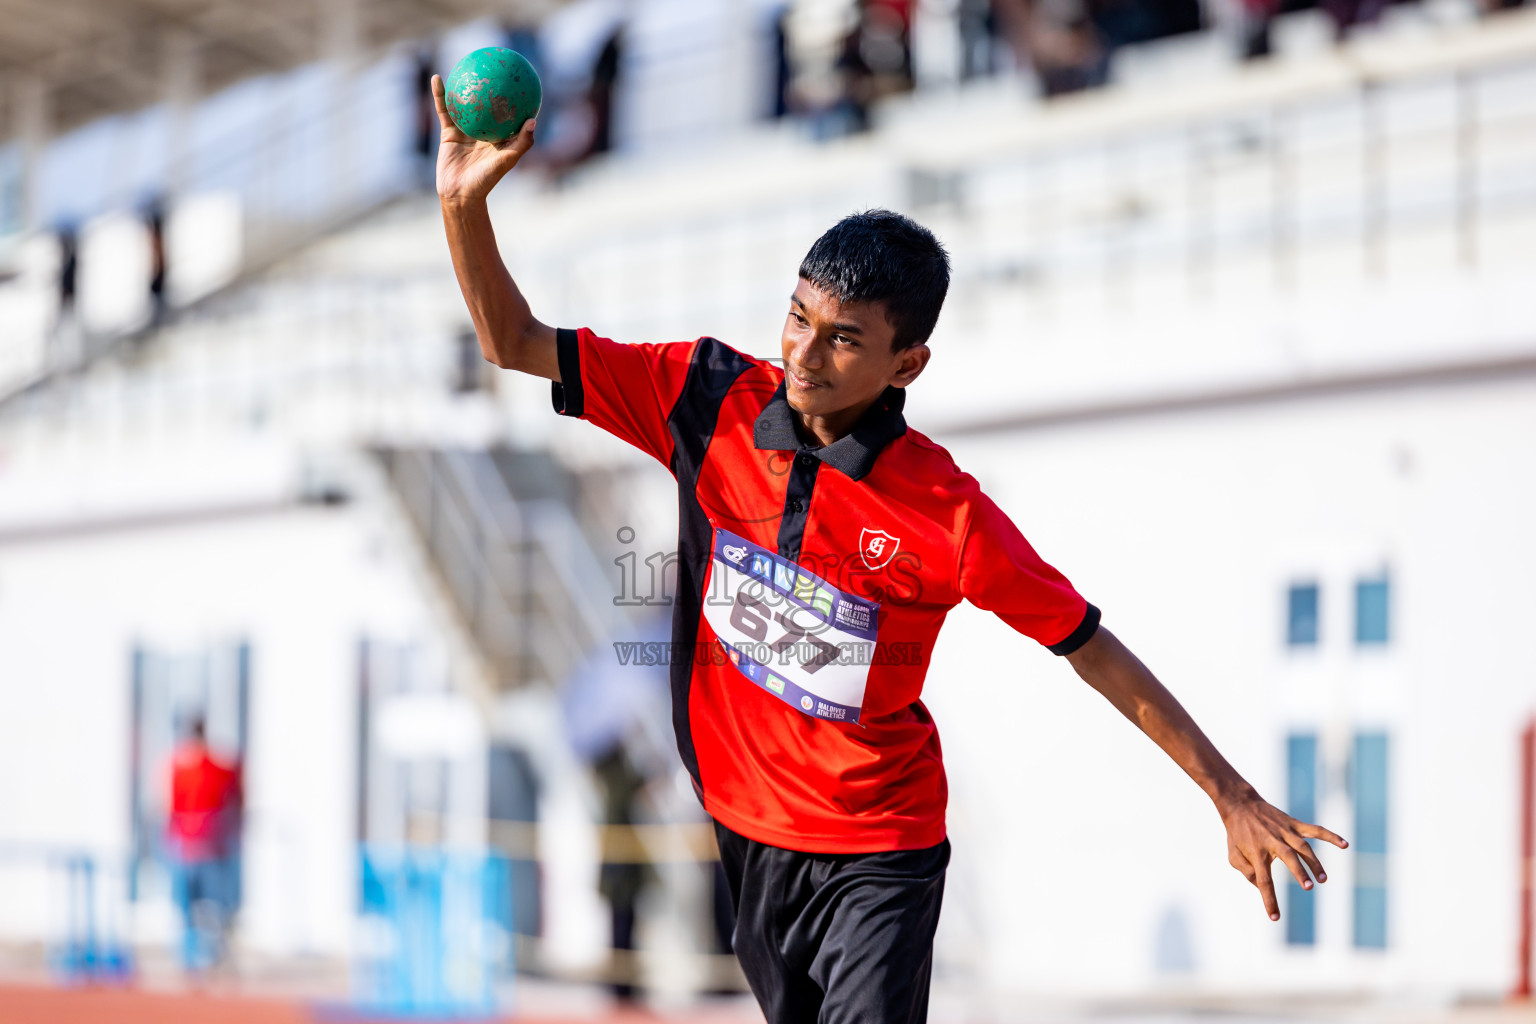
xmin=445 ymin=47 xmax=542 ymax=142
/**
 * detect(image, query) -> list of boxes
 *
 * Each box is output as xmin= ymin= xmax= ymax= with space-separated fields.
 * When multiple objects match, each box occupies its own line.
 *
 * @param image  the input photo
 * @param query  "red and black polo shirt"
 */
xmin=552 ymin=328 xmax=1100 ymax=853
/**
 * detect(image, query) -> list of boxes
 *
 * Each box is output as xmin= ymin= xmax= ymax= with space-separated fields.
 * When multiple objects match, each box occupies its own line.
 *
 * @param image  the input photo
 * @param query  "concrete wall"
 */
xmin=0 ymin=447 xmax=442 ymax=958
xmin=925 ymin=373 xmax=1536 ymax=998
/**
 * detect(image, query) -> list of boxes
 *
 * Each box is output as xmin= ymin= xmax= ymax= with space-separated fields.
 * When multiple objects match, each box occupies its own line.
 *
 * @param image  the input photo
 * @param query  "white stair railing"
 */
xmin=379 ymin=447 xmax=621 ymax=692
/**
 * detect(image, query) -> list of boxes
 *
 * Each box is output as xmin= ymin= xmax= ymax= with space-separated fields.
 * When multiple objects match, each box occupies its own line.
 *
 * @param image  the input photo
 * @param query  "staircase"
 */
xmin=377 ymin=446 xmax=621 ymax=692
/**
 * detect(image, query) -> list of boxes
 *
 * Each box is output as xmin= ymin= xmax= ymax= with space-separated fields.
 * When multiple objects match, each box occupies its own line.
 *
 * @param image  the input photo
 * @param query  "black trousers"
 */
xmin=713 ymin=821 xmax=950 ymax=1024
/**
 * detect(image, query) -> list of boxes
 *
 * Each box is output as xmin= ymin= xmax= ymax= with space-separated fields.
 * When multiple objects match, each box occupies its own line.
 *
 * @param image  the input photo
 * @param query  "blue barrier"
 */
xmin=352 ymin=846 xmax=514 ymax=1020
xmin=41 ymin=852 xmax=134 ymax=985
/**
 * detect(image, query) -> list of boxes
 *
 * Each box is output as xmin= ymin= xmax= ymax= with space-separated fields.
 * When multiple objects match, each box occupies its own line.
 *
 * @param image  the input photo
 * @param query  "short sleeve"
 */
xmin=551 ymin=327 xmax=698 ymax=466
xmin=957 ymin=492 xmax=1100 ymax=655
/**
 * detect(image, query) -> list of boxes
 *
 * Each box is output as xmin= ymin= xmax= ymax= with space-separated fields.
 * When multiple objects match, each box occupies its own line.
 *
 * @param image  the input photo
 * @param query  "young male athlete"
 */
xmin=432 ymin=77 xmax=1347 ymax=1022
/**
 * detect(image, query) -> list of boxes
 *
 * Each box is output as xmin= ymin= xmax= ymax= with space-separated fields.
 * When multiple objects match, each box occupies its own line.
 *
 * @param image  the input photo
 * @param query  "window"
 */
xmin=1355 ymin=576 xmax=1390 ymax=645
xmin=1352 ymin=732 xmax=1389 ymax=948
xmin=1285 ymin=733 xmax=1318 ymax=946
xmin=1287 ymin=583 xmax=1319 ymax=647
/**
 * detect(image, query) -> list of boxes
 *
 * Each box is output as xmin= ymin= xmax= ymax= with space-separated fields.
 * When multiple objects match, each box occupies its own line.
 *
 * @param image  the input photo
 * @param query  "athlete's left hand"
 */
xmin=1219 ymin=794 xmax=1348 ymax=922
xmin=1065 ymin=626 xmax=1347 ymax=924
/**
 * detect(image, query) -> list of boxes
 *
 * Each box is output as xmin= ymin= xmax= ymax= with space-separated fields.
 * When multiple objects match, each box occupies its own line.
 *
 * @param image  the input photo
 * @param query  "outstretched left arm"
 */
xmin=1064 ymin=625 xmax=1348 ymax=921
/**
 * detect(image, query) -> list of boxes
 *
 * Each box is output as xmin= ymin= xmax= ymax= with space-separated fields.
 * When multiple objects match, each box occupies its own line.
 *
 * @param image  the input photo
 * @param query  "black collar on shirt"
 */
xmin=752 ymin=381 xmax=908 ymax=482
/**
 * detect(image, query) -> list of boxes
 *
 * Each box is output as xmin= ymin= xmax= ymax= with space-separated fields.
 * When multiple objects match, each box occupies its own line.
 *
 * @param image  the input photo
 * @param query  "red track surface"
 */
xmin=0 ymin=984 xmax=315 ymax=1024
xmin=0 ymin=983 xmax=749 ymax=1024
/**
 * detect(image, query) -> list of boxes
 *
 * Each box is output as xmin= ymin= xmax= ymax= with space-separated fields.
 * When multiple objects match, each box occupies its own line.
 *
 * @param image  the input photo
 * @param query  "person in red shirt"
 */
xmin=430 ymin=81 xmax=1347 ymax=1022
xmin=167 ymin=718 xmax=242 ymax=973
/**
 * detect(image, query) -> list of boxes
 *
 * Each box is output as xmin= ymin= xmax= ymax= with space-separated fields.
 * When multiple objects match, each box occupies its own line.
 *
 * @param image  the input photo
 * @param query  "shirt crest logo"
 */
xmin=859 ymin=528 xmax=901 ymax=570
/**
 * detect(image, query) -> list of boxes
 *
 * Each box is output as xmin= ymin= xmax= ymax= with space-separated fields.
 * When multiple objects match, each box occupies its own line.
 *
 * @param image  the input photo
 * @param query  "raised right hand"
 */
xmin=433 ymin=73 xmax=536 ymax=206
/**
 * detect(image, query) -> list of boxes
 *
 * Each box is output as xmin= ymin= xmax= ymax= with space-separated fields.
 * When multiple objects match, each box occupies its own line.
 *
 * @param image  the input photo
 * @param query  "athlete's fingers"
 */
xmin=1251 ymin=854 xmax=1280 ymax=921
xmin=494 ymin=118 xmax=537 ymax=162
xmin=431 ymin=75 xmax=453 ymax=130
xmin=1273 ymin=844 xmax=1313 ymax=891
xmin=432 ymin=75 xmax=472 ymax=143
xmin=1285 ymin=833 xmax=1328 ymax=883
xmin=1295 ymin=820 xmax=1349 ymax=850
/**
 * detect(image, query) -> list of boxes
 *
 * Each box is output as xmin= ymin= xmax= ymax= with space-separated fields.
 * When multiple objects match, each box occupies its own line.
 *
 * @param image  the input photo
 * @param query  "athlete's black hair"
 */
xmin=798 ymin=209 xmax=950 ymax=352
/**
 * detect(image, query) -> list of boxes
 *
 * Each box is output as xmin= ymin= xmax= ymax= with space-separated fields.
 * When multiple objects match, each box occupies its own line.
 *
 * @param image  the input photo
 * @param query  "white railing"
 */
xmin=5 ymin=11 xmax=1533 ymax=455
xmin=0 ymin=52 xmax=424 ymax=406
xmin=379 ymin=447 xmax=621 ymax=691
xmin=508 ymin=9 xmax=1536 ymax=352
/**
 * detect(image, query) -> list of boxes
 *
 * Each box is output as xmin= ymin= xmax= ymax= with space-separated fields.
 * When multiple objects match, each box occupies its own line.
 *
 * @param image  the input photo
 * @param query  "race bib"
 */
xmin=704 ymin=527 xmax=879 ymax=723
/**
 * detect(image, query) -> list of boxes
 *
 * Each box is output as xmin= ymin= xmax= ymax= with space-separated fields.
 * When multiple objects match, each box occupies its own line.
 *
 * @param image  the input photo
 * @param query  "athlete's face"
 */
xmin=780 ymin=279 xmax=930 ymax=441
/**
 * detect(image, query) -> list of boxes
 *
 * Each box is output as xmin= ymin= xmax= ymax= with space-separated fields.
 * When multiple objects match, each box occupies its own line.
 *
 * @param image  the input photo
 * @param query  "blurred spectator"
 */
xmin=50 ymin=223 xmax=82 ymax=368
xmin=777 ymin=0 xmax=913 ymax=138
xmin=994 ymin=0 xmax=1108 ymax=95
xmin=166 ymin=718 xmax=243 ymax=975
xmin=1140 ymin=0 xmax=1204 ymax=40
xmin=588 ymin=31 xmax=623 ymax=157
xmin=770 ymin=5 xmax=795 ymax=118
xmin=994 ymin=0 xmax=1201 ymax=95
xmin=959 ymin=0 xmax=1009 ymax=79
xmin=785 ymin=0 xmax=860 ymax=135
xmin=541 ymin=28 xmax=625 ymax=177
xmin=593 ymin=743 xmax=653 ymax=1004
xmin=1238 ymin=0 xmax=1281 ymax=59
xmin=56 ymin=224 xmax=77 ymax=320
xmin=856 ymin=0 xmax=917 ymax=96
xmin=1229 ymin=0 xmax=1336 ymax=62
xmin=1321 ymin=0 xmax=1387 ymax=38
xmin=414 ymin=46 xmax=438 ymax=189
xmin=560 ymin=616 xmax=674 ymax=1000
xmin=833 ymin=17 xmax=877 ymax=132
xmin=146 ymin=200 xmax=167 ymax=325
